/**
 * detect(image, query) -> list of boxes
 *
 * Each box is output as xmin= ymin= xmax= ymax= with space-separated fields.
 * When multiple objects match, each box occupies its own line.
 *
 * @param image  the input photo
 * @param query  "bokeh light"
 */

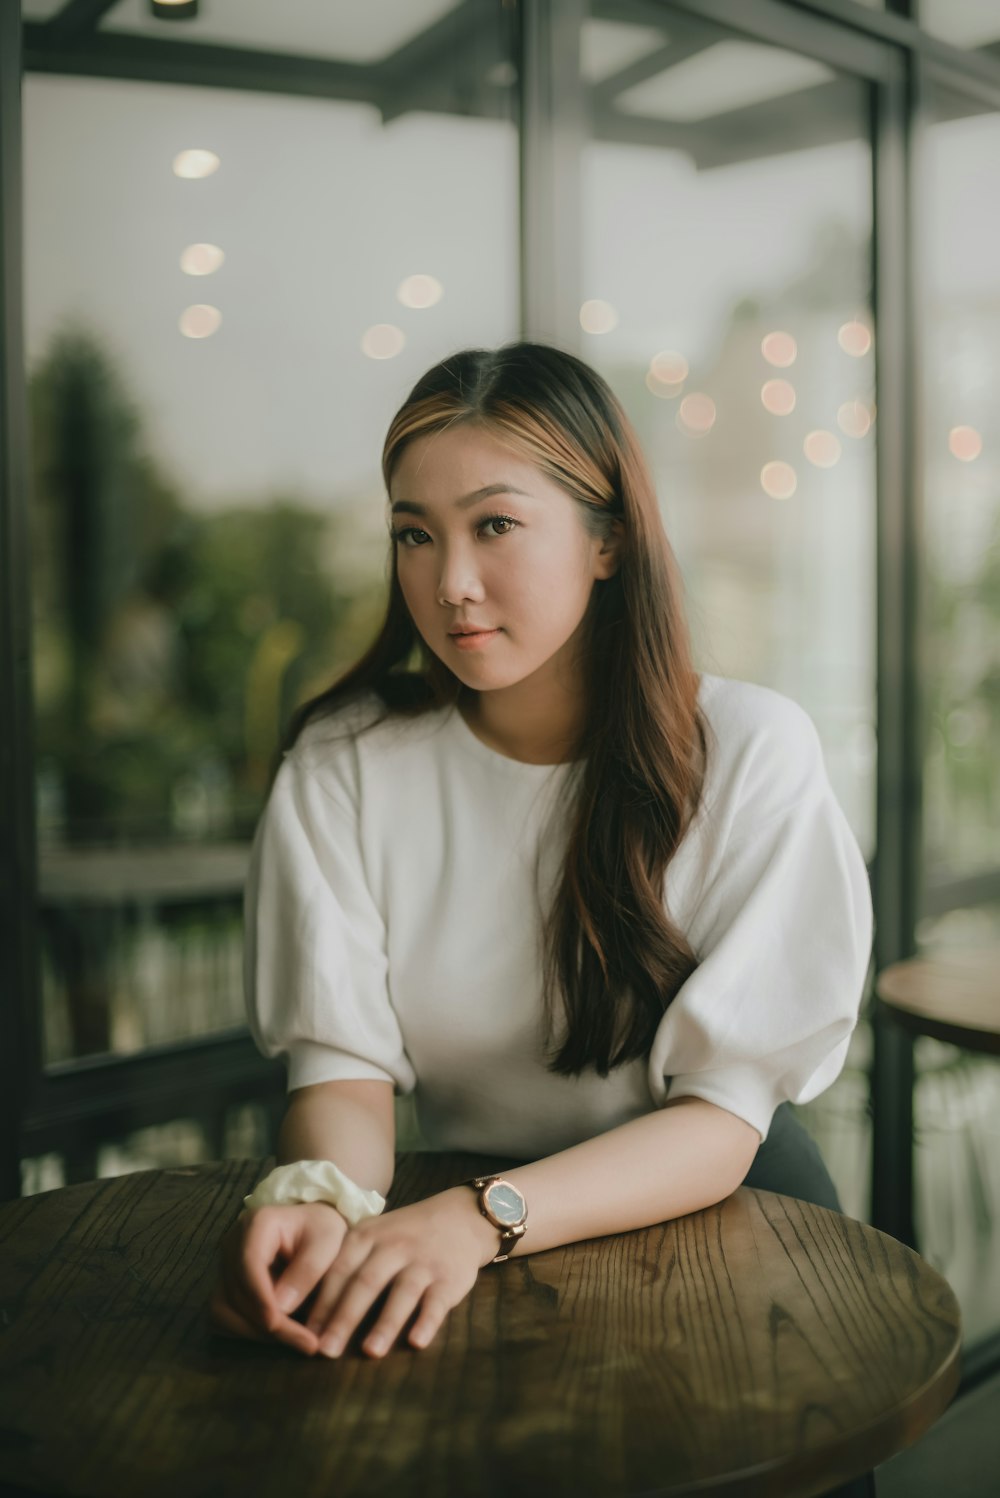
xmin=180 ymin=243 xmax=225 ymax=276
xmin=397 ymin=274 xmax=443 ymax=309
xmin=837 ymin=399 xmax=872 ymax=438
xmin=172 ymin=149 xmax=220 ymax=179
xmin=179 ymin=305 xmax=221 ymax=338
xmin=761 ymin=379 xmax=796 ymax=416
xmin=949 ymin=425 xmax=983 ymax=461
xmin=580 ymin=299 xmax=619 ymax=334
xmin=761 ymin=331 xmax=797 ymax=367
xmin=761 ymin=460 xmax=797 ymax=499
xmin=677 ymin=393 xmax=716 ymax=436
xmin=838 ymin=318 xmax=873 ymax=357
xmin=804 ymin=430 xmax=842 ymax=467
xmin=650 ymin=350 xmax=688 ymax=383
xmin=361 ymin=324 xmax=406 ymax=359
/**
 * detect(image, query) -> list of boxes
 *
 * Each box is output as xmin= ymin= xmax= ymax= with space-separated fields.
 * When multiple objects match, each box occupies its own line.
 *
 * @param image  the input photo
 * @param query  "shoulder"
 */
xmin=699 ymin=672 xmax=821 ymax=756
xmin=287 ymin=688 xmax=449 ymax=803
xmin=697 ymin=672 xmax=826 ymax=817
xmin=291 ymin=689 xmax=387 ymax=760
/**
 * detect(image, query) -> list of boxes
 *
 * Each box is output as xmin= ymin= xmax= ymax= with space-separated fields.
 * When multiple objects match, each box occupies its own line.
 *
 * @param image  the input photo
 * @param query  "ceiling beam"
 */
xmin=23 ymin=24 xmax=384 ymax=105
xmin=45 ymin=0 xmax=120 ymax=46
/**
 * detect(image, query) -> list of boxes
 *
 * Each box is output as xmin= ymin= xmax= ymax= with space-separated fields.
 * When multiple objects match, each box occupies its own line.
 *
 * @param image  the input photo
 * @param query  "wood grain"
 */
xmin=0 ymin=1154 xmax=961 ymax=1498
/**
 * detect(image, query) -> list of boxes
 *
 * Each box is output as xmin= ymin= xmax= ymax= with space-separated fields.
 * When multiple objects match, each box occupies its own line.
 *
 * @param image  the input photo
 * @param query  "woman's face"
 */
xmin=388 ymin=423 xmax=619 ymax=697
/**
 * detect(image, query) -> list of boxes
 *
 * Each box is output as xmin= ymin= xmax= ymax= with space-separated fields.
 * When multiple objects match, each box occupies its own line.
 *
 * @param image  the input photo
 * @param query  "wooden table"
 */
xmin=876 ymin=947 xmax=1000 ymax=1057
xmin=0 ymin=1153 xmax=961 ymax=1498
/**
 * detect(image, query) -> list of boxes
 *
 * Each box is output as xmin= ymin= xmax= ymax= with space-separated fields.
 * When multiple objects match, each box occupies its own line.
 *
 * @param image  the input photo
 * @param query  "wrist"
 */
xmin=442 ymin=1185 xmax=505 ymax=1268
xmin=242 ymin=1159 xmax=385 ymax=1225
xmin=303 ymin=1199 xmax=349 ymax=1223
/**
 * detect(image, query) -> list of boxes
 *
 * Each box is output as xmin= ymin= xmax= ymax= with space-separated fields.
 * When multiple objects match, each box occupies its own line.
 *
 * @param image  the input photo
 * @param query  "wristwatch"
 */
xmin=463 ymin=1174 xmax=528 ymax=1263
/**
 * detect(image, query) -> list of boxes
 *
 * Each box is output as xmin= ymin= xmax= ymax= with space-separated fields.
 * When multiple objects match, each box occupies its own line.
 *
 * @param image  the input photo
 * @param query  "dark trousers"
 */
xmin=739 ymin=1102 xmax=877 ymax=1498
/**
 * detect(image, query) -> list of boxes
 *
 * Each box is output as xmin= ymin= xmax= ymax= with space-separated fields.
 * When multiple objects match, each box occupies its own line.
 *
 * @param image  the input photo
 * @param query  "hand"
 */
xmin=300 ymin=1187 xmax=499 ymax=1360
xmin=208 ymin=1201 xmax=348 ymax=1356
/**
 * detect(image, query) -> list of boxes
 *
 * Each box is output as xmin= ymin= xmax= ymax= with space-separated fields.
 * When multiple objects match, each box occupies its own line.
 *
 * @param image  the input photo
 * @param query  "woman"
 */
xmin=211 ymin=342 xmax=875 ymax=1498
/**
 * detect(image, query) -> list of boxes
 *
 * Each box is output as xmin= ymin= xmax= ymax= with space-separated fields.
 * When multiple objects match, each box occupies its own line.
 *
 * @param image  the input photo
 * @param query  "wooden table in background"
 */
xmin=0 ymin=1153 xmax=961 ymax=1498
xmin=876 ymin=946 xmax=1000 ymax=1057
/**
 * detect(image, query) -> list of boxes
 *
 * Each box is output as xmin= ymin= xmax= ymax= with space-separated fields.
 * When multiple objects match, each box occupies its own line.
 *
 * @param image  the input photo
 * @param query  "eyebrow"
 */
xmin=389 ymin=482 xmax=532 ymax=518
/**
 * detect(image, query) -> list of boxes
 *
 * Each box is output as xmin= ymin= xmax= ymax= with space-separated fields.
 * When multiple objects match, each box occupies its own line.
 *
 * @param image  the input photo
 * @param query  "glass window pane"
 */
xmin=24 ymin=4 xmax=519 ymax=1067
xmin=580 ymin=1 xmax=876 ymax=860
xmin=919 ymin=79 xmax=1000 ymax=917
xmin=913 ymin=76 xmax=1000 ymax=1349
xmin=920 ymin=0 xmax=1000 ymax=53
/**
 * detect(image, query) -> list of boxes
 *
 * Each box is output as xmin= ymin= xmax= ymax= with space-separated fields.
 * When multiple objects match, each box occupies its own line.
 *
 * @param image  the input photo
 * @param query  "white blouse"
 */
xmin=243 ymin=674 xmax=873 ymax=1153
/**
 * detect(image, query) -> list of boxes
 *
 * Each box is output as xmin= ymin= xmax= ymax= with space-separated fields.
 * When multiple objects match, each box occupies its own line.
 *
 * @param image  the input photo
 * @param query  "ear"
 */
xmin=594 ymin=518 xmax=624 ymax=580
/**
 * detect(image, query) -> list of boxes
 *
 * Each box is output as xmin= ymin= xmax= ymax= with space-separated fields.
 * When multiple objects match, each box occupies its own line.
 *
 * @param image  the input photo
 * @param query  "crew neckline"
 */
xmin=446 ymin=700 xmax=578 ymax=773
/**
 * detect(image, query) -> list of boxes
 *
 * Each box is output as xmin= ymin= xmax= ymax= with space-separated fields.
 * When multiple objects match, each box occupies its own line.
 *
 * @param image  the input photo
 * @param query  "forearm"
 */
xmin=445 ymin=1096 xmax=762 ymax=1264
xmin=276 ymin=1081 xmax=395 ymax=1198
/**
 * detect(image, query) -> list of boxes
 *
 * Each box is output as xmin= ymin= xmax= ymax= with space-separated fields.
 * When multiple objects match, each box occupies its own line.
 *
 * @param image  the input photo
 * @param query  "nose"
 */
xmin=436 ymin=550 xmax=486 ymax=606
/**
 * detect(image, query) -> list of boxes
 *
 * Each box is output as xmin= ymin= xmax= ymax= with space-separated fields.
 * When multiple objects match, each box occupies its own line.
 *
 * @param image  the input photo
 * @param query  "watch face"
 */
xmin=485 ymin=1181 xmax=525 ymax=1225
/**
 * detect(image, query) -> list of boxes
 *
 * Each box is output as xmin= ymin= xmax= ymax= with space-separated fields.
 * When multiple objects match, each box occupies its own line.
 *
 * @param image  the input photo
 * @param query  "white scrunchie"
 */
xmin=242 ymin=1159 xmax=386 ymax=1227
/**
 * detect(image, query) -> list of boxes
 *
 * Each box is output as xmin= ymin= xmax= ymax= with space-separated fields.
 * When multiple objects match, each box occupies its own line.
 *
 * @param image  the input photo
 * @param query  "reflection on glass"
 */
xmin=24 ymin=3 xmax=519 ymax=1066
xmin=913 ymin=79 xmax=1000 ymax=1350
xmin=580 ymin=1 xmax=876 ymax=857
xmin=918 ymin=82 xmax=1000 ymax=900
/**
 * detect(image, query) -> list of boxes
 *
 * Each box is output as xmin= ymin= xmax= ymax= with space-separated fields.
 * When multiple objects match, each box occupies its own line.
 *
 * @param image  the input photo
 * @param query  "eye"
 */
xmin=390 ymin=512 xmax=521 ymax=548
xmin=389 ymin=527 xmax=431 ymax=551
xmin=480 ymin=512 xmax=519 ymax=539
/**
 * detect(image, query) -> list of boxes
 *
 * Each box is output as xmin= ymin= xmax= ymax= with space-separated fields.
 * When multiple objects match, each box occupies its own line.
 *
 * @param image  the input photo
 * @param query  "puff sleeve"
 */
xmin=647 ymin=700 xmax=873 ymax=1144
xmin=243 ymin=746 xmax=417 ymax=1097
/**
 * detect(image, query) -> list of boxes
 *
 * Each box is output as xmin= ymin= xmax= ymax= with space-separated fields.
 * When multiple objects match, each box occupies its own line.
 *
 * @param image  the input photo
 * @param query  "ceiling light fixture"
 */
xmin=150 ymin=1 xmax=199 ymax=20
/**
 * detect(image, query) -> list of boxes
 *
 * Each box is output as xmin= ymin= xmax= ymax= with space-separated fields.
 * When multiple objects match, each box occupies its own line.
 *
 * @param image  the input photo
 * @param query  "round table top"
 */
xmin=876 ymin=945 xmax=1000 ymax=1055
xmin=0 ymin=1153 xmax=961 ymax=1498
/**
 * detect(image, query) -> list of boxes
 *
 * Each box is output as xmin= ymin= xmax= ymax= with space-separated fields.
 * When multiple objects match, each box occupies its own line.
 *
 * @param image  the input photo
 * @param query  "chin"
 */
xmin=453 ymin=659 xmax=515 ymax=684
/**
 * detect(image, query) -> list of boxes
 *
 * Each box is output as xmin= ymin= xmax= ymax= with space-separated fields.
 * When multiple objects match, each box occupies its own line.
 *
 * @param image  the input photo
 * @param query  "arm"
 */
xmin=276 ymin=1078 xmax=396 ymax=1199
xmin=286 ymin=1093 xmax=760 ymax=1358
xmin=443 ymin=1095 xmax=762 ymax=1264
xmin=212 ymin=1079 xmax=396 ymax=1354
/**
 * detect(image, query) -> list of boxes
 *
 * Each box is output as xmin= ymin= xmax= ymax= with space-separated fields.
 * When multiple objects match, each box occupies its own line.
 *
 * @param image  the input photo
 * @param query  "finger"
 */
xmin=227 ymin=1273 xmax=320 ymax=1356
xmin=239 ymin=1214 xmax=294 ymax=1319
xmin=303 ymin=1258 xmax=359 ymax=1337
xmin=207 ymin=1293 xmax=270 ymax=1344
xmin=240 ymin=1211 xmax=326 ymax=1323
xmin=303 ymin=1233 xmax=374 ymax=1336
xmin=406 ymin=1287 xmax=452 ymax=1350
xmin=357 ymin=1269 xmax=434 ymax=1358
xmin=314 ymin=1255 xmax=400 ymax=1358
xmin=212 ymin=1237 xmax=321 ymax=1355
xmin=270 ymin=1239 xmax=340 ymax=1319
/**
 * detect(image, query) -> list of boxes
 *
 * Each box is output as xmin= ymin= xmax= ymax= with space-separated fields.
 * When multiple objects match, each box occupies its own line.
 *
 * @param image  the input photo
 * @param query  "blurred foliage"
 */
xmin=28 ymin=323 xmax=363 ymax=844
xmin=924 ymin=501 xmax=1000 ymax=870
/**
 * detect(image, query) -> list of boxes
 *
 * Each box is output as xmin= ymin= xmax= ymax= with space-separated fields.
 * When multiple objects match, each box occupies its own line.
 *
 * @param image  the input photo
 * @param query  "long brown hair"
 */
xmin=282 ymin=341 xmax=715 ymax=1080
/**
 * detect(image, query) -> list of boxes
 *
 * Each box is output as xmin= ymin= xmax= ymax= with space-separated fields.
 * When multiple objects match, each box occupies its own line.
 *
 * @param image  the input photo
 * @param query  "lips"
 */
xmin=448 ymin=627 xmax=502 ymax=650
xmin=449 ymin=628 xmax=495 ymax=635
